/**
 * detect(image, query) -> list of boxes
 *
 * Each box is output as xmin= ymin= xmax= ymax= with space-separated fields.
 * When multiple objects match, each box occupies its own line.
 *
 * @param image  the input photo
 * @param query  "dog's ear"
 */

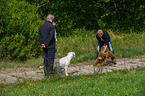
xmin=73 ymin=53 xmax=75 ymax=58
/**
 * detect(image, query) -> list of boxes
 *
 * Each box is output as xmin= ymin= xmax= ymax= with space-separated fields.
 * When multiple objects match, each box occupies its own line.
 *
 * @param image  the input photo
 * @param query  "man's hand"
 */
xmin=103 ymin=46 xmax=106 ymax=48
xmin=41 ymin=44 xmax=46 ymax=48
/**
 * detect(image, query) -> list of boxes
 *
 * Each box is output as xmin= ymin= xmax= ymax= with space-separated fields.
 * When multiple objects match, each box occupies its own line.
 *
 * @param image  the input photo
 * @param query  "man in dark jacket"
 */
xmin=38 ymin=14 xmax=56 ymax=76
xmin=96 ymin=30 xmax=115 ymax=63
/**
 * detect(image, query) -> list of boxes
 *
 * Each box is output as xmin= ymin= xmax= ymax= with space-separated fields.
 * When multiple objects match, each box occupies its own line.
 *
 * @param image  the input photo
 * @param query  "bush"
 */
xmin=0 ymin=0 xmax=43 ymax=60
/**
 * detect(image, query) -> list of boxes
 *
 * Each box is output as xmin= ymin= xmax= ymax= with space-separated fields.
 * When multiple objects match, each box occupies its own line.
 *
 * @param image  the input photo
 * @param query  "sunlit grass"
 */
xmin=139 ymin=60 xmax=145 ymax=62
xmin=0 ymin=56 xmax=43 ymax=69
xmin=0 ymin=29 xmax=145 ymax=69
xmin=1 ymin=67 xmax=145 ymax=96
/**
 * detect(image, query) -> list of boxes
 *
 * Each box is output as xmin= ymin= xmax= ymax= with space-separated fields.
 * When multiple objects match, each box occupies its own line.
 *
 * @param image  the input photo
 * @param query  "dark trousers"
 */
xmin=43 ymin=48 xmax=55 ymax=76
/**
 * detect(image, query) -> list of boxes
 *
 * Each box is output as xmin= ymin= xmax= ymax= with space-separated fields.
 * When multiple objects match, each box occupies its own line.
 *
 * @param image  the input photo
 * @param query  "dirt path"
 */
xmin=0 ymin=55 xmax=145 ymax=84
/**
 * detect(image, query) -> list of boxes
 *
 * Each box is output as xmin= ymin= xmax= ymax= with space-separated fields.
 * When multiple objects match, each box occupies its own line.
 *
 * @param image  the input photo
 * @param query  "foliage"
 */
xmin=0 ymin=0 xmax=144 ymax=60
xmin=104 ymin=0 xmax=145 ymax=32
xmin=0 ymin=0 xmax=43 ymax=60
xmin=27 ymin=0 xmax=144 ymax=34
xmin=25 ymin=0 xmax=50 ymax=19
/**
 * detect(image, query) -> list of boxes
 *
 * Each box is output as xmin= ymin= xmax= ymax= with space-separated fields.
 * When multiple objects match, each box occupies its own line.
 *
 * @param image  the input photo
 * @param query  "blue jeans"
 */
xmin=96 ymin=41 xmax=114 ymax=58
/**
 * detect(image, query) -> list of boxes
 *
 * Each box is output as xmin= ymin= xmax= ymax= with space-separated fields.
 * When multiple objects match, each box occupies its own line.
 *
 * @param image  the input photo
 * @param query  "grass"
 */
xmin=57 ymin=29 xmax=145 ymax=60
xmin=1 ymin=29 xmax=145 ymax=69
xmin=0 ymin=29 xmax=145 ymax=95
xmin=140 ymin=60 xmax=145 ymax=62
xmin=0 ymin=56 xmax=43 ymax=69
xmin=1 ymin=67 xmax=145 ymax=96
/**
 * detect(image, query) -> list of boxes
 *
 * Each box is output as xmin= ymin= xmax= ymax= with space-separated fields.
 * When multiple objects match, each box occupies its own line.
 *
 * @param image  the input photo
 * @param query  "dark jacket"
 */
xmin=96 ymin=31 xmax=111 ymax=46
xmin=38 ymin=21 xmax=55 ymax=49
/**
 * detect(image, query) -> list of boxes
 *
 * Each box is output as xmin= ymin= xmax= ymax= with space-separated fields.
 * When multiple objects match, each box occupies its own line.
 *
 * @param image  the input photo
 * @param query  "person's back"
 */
xmin=39 ymin=21 xmax=55 ymax=49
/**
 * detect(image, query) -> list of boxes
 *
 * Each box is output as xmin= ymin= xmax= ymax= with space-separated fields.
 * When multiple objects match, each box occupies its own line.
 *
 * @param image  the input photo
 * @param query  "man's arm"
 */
xmin=103 ymin=45 xmax=108 ymax=53
xmin=38 ymin=28 xmax=46 ymax=48
xmin=38 ymin=28 xmax=43 ymax=46
xmin=103 ymin=31 xmax=110 ymax=45
xmin=44 ymin=27 xmax=54 ymax=47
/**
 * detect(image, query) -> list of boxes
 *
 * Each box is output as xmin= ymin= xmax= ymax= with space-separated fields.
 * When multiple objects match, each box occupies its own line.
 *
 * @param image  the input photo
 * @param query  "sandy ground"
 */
xmin=0 ymin=55 xmax=145 ymax=84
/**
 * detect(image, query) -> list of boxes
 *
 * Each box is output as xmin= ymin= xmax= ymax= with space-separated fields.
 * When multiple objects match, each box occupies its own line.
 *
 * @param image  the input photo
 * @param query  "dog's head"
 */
xmin=68 ymin=52 xmax=75 ymax=58
xmin=98 ymin=52 xmax=105 ymax=60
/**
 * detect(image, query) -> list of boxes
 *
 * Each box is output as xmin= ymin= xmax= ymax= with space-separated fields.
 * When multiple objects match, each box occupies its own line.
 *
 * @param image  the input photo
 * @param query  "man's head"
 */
xmin=52 ymin=18 xmax=57 ymax=26
xmin=97 ymin=30 xmax=103 ymax=38
xmin=46 ymin=14 xmax=54 ymax=22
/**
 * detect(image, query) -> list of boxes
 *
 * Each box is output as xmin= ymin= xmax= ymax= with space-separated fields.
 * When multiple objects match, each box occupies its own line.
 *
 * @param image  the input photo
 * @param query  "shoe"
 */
xmin=44 ymin=72 xmax=53 ymax=77
xmin=113 ymin=62 xmax=117 ymax=64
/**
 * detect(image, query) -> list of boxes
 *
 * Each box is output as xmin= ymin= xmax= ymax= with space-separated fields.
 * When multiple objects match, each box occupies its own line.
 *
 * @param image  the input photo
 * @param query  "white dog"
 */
xmin=54 ymin=52 xmax=75 ymax=76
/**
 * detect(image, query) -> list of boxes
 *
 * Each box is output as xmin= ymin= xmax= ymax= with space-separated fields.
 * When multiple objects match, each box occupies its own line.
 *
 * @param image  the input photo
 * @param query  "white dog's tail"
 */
xmin=54 ymin=59 xmax=60 ymax=67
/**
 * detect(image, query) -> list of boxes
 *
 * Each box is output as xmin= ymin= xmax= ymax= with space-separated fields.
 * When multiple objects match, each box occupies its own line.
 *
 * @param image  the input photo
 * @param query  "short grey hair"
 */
xmin=97 ymin=30 xmax=103 ymax=35
xmin=46 ymin=14 xmax=54 ymax=20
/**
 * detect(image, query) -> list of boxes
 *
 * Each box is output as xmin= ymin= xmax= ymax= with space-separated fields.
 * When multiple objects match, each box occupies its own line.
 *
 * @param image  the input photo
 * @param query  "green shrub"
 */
xmin=0 ymin=0 xmax=43 ymax=60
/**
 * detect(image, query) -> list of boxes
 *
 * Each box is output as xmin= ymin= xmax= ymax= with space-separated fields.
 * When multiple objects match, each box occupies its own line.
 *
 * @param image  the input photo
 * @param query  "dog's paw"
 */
xmin=39 ymin=66 xmax=44 ymax=68
xmin=113 ymin=62 xmax=117 ymax=64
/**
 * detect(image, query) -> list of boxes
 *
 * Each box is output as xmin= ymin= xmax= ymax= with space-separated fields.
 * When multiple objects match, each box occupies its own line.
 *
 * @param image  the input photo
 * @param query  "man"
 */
xmin=96 ymin=30 xmax=115 ymax=62
xmin=38 ymin=14 xmax=56 ymax=76
xmin=52 ymin=18 xmax=57 ymax=58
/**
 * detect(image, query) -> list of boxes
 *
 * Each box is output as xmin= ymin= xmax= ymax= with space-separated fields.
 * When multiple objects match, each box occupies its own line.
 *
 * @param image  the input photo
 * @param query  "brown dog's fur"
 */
xmin=93 ymin=51 xmax=116 ymax=67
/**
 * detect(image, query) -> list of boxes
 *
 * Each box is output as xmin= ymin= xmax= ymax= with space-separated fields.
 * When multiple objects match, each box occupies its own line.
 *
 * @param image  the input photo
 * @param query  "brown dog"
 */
xmin=93 ymin=51 xmax=116 ymax=67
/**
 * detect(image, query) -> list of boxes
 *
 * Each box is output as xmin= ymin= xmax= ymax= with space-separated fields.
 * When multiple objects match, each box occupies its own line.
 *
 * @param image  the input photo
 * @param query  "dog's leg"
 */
xmin=95 ymin=66 xmax=100 ymax=73
xmin=98 ymin=66 xmax=101 ymax=73
xmin=100 ymin=58 xmax=108 ymax=66
xmin=100 ymin=66 xmax=103 ymax=73
xmin=96 ymin=66 xmax=103 ymax=74
xmin=65 ymin=66 xmax=69 ymax=76
xmin=93 ymin=66 xmax=97 ymax=73
xmin=108 ymin=51 xmax=117 ymax=64
xmin=93 ymin=59 xmax=99 ymax=66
